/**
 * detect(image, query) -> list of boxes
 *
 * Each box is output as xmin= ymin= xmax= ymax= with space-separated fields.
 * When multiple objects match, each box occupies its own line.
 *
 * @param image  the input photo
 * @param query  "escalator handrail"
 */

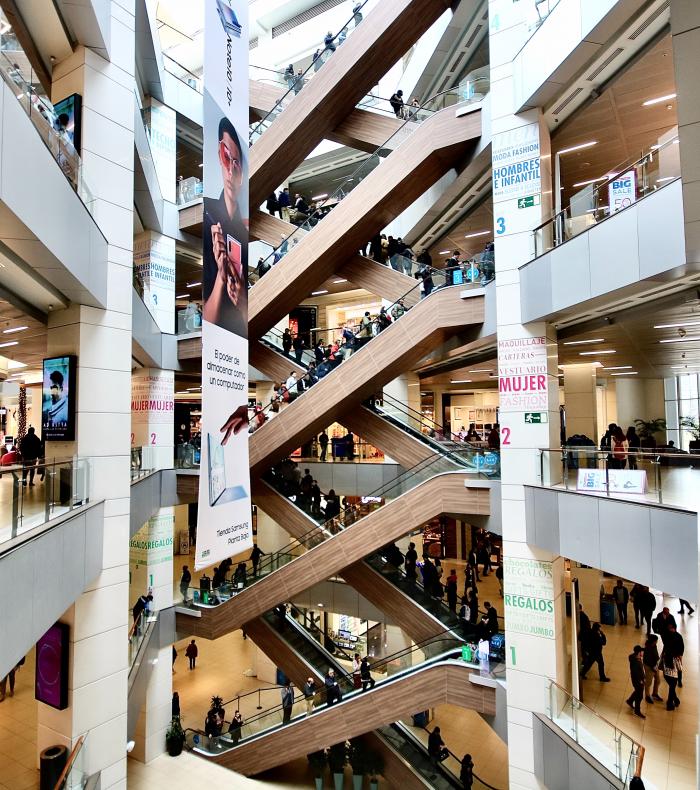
xmin=253 ymin=84 xmax=467 ymax=274
xmin=249 ymin=0 xmax=373 ymax=141
xmin=285 ymin=604 xmax=357 ymax=664
xmin=186 ymin=640 xmax=467 ymax=751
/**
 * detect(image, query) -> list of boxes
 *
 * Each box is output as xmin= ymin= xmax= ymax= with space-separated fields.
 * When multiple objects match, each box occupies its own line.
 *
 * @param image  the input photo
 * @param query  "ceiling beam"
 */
xmin=0 ymin=0 xmax=52 ymax=93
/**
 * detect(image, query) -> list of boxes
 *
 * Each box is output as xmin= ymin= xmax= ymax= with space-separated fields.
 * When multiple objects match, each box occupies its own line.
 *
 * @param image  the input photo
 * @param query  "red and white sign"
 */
xmin=498 ymin=336 xmax=548 ymax=411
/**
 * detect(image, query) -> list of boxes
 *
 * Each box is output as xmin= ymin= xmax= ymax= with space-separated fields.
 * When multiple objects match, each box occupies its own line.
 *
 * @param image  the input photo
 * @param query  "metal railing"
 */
xmin=130 ymin=446 xmax=158 ymax=481
xmin=538 ymin=446 xmax=700 ymax=508
xmin=545 ymin=680 xmax=643 ymax=785
xmin=163 ymin=53 xmax=202 ymax=93
xmin=533 ymin=133 xmax=680 ymax=256
xmin=0 ymin=457 xmax=91 ymax=545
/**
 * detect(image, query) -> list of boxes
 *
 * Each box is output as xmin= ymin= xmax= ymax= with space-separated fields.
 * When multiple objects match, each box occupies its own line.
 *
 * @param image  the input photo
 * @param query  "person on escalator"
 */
xmin=281 ymin=681 xmax=295 ymax=724
xmin=292 ymin=333 xmax=305 ymax=363
xmin=404 ymin=542 xmax=418 ymax=580
xmin=389 ymin=89 xmax=405 ymax=118
xmin=228 ymin=710 xmax=243 ymax=744
xmin=311 ymin=480 xmax=322 ymax=516
xmin=282 ymin=328 xmax=292 ymax=357
xmin=360 ymin=657 xmax=375 ymax=691
xmin=352 ymin=654 xmax=362 ymax=689
xmin=324 ymin=669 xmax=342 ymax=706
xmin=446 ymin=569 xmax=459 ymax=612
xmin=324 ymin=489 xmax=340 ymax=521
xmin=460 ymin=754 xmax=475 ymax=789
xmin=428 ymin=727 xmax=449 ymax=763
xmin=318 ymin=431 xmax=329 ymax=462
xmin=249 ymin=544 xmax=266 ymax=577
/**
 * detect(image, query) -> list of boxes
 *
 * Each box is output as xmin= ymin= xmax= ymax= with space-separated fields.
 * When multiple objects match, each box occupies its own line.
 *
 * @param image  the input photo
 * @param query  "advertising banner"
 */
xmin=196 ymin=0 xmax=251 ymax=571
xmin=492 ymin=124 xmax=541 ymax=202
xmin=577 ymin=468 xmax=647 ymax=495
xmin=42 ymin=356 xmax=77 ymax=441
xmin=503 ymin=557 xmax=555 ymax=639
xmin=608 ymin=169 xmax=636 ymax=214
xmin=497 ymin=336 xmax=548 ymax=411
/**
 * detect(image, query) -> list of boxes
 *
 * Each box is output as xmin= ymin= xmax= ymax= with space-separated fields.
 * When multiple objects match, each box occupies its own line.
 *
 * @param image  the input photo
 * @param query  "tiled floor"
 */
xmin=0 ymin=649 xmax=39 ymax=790
xmin=573 ymin=583 xmax=697 ymax=790
xmin=0 ymin=473 xmax=71 ymax=546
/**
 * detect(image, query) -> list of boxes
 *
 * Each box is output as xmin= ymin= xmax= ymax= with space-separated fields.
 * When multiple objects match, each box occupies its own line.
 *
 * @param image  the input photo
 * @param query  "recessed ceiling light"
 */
xmin=2 ymin=326 xmax=28 ymax=334
xmin=659 ymin=337 xmax=700 ymax=344
xmin=450 ymin=379 xmax=472 ymax=383
xmin=656 ymin=176 xmax=676 ymax=183
xmin=558 ymin=141 xmax=597 ymax=155
xmin=311 ymin=290 xmax=328 ymax=296
xmin=602 ymin=366 xmax=632 ymax=370
xmin=464 ymin=230 xmax=490 ymax=239
xmin=439 ymin=250 xmax=451 ymax=254
xmin=0 ymin=341 xmax=18 ymax=348
xmin=311 ymin=193 xmax=328 ymax=201
xmin=468 ymin=369 xmax=492 ymax=373
xmin=642 ymin=93 xmax=676 ymax=106
xmin=332 ymin=279 xmax=348 ymax=284
xmin=186 ymin=281 xmax=201 ymax=288
xmin=654 ymin=320 xmax=700 ymax=329
xmin=670 ymin=365 xmax=700 ymax=369
xmin=176 ymin=293 xmax=188 ymax=299
xmin=579 ymin=350 xmax=616 ymax=356
xmin=610 ymin=371 xmax=638 ymax=376
xmin=572 ymin=178 xmax=607 ymax=188
xmin=563 ymin=338 xmax=605 ymax=346
xmin=7 ymin=360 xmax=27 ymax=369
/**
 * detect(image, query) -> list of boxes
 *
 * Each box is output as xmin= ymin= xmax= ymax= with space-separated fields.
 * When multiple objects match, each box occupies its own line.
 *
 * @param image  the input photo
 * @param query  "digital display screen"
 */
xmin=53 ymin=93 xmax=82 ymax=152
xmin=35 ymin=622 xmax=69 ymax=709
xmin=42 ymin=356 xmax=77 ymax=441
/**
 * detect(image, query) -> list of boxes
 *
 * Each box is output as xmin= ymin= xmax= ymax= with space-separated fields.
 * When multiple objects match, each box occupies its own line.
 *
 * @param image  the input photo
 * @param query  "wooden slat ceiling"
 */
xmin=0 ymin=298 xmax=46 ymax=381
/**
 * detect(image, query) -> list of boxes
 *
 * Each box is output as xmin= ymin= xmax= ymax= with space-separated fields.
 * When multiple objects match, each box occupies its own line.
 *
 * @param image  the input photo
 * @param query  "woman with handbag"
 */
xmin=660 ymin=649 xmax=681 ymax=710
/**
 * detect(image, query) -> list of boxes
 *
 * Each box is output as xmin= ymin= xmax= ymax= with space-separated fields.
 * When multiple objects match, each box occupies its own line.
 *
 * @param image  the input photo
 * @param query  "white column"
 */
xmin=131 ymin=369 xmax=175 ymax=470
xmin=562 ymin=363 xmax=598 ymax=442
xmin=489 ymin=4 xmax=567 ymax=786
xmin=38 ymin=3 xmax=136 ymax=785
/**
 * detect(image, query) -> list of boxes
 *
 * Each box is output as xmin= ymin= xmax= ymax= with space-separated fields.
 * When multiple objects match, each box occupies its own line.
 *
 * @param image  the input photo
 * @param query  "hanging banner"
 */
xmin=196 ymin=0 xmax=251 ymax=571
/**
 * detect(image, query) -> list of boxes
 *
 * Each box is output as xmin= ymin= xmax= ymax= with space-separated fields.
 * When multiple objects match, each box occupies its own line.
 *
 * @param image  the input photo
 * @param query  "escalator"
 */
xmin=250 ymin=103 xmax=483 ymax=337
xmin=183 ymin=626 xmax=496 ymax=776
xmin=249 ymin=0 xmax=457 ymax=206
xmin=249 ymin=284 xmax=486 ymax=475
xmin=175 ymin=453 xmax=491 ymax=640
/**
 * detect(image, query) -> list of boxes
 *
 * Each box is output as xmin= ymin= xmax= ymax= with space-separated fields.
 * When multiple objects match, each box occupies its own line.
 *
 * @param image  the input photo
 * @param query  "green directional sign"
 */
xmin=517 ymin=194 xmax=541 ymax=209
xmin=525 ymin=412 xmax=548 ymax=424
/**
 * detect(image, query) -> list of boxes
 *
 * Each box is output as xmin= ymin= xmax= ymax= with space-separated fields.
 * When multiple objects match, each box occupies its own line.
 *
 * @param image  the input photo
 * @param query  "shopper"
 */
xmin=319 ymin=430 xmax=329 ymax=462
xmin=180 ymin=565 xmax=191 ymax=602
xmin=352 ymin=653 xmax=362 ymax=689
xmin=345 ymin=431 xmax=355 ymax=461
xmin=661 ymin=648 xmax=681 ymax=710
xmin=389 ymin=89 xmax=405 ymax=118
xmin=630 ymin=583 xmax=644 ymax=628
xmin=643 ymin=635 xmax=662 ymax=703
xmin=625 ymin=645 xmax=646 ymax=718
xmin=467 ymin=546 xmax=480 ymax=583
xmin=282 ymin=328 xmax=292 ymax=357
xmin=460 ymin=754 xmax=474 ymax=789
xmin=281 ymin=680 xmax=294 ymax=724
xmin=324 ymin=669 xmax=342 ymax=706
xmin=172 ymin=691 xmax=180 ymax=719
xmin=228 ymin=710 xmax=243 ymax=744
xmin=653 ymin=606 xmax=677 ymax=641
xmin=323 ymin=30 xmax=336 ymax=53
xmin=405 ymin=541 xmax=418 ymax=580
xmin=19 ymin=427 xmax=41 ymax=485
xmin=610 ymin=426 xmax=628 ymax=469
xmin=466 ymin=588 xmax=479 ymax=625
xmin=360 ymin=657 xmax=375 ymax=691
xmin=626 ymin=426 xmax=641 ymax=469
xmin=132 ymin=593 xmax=153 ymax=625
xmin=292 ymin=332 xmax=305 ymax=363
xmin=352 ymin=2 xmax=363 ymax=25
xmin=446 ymin=569 xmax=459 ymax=612
xmin=0 ymin=662 xmax=21 ymax=701
xmin=265 ymin=192 xmax=279 ymax=216
xmin=613 ymin=580 xmax=629 ymax=625
xmin=428 ymin=727 xmax=449 ymax=764
xmin=639 ymin=587 xmax=657 ymax=636
xmin=249 ymin=544 xmax=266 ymax=577
xmin=185 ymin=639 xmax=198 ymax=670
xmin=678 ymin=598 xmax=695 ymax=615
xmin=303 ymin=677 xmax=317 ymax=715
xmin=663 ymin=624 xmax=684 ymax=687
xmin=580 ymin=623 xmax=611 ymax=682
xmin=278 ymin=187 xmax=290 ymax=221
xmin=482 ymin=602 xmax=499 ymax=638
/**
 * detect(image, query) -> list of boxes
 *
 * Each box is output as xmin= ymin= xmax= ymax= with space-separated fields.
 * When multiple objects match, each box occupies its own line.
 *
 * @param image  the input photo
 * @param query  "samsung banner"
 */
xmin=196 ymin=0 xmax=251 ymax=571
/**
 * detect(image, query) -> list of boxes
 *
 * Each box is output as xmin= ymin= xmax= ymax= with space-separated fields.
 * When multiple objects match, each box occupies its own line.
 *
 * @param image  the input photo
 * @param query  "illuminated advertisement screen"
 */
xmin=35 ymin=622 xmax=69 ymax=710
xmin=53 ymin=93 xmax=82 ymax=152
xmin=42 ymin=356 xmax=77 ymax=441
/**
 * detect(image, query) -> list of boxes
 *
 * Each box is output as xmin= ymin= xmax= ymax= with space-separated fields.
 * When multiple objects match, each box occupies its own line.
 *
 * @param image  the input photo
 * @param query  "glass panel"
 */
xmin=130 ymin=447 xmax=157 ymax=480
xmin=56 ymin=734 xmax=88 ymax=790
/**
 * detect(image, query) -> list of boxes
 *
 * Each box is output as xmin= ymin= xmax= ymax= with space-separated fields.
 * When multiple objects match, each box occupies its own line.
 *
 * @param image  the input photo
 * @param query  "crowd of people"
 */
xmin=0 ymin=427 xmax=45 ymax=484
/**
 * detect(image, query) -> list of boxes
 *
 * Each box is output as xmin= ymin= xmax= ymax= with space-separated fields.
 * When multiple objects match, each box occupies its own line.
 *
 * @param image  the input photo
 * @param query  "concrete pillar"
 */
xmin=489 ymin=4 xmax=568 ymax=785
xmin=562 ymin=364 xmax=598 ymax=442
xmin=37 ymin=5 xmax=136 ymax=785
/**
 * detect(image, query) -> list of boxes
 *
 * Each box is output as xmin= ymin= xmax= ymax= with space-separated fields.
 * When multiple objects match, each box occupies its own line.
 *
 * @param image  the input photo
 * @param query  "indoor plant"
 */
xmin=329 ymin=741 xmax=348 ymax=790
xmin=308 ymin=749 xmax=328 ymax=790
xmin=679 ymin=416 xmax=700 ymax=452
xmin=165 ymin=716 xmax=185 ymax=756
xmin=367 ymin=749 xmax=384 ymax=790
xmin=350 ymin=738 xmax=368 ymax=790
xmin=633 ymin=418 xmax=667 ymax=449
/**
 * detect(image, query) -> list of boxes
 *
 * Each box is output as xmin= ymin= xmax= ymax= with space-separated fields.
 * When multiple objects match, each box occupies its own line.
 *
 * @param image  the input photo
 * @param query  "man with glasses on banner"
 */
xmin=203 ymin=117 xmax=248 ymax=337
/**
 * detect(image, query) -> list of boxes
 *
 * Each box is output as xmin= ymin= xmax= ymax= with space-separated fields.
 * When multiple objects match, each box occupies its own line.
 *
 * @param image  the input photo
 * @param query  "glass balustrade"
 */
xmin=128 ymin=608 xmax=158 ymax=671
xmin=177 ymin=176 xmax=203 ymax=205
xmin=176 ymin=302 xmax=203 ymax=334
xmin=533 ymin=133 xmax=681 ymax=256
xmin=130 ymin=446 xmax=158 ymax=481
xmin=0 ymin=457 xmax=91 ymax=547
xmin=538 ymin=447 xmax=700 ymax=510
xmin=54 ymin=733 xmax=88 ymax=790
xmin=545 ymin=680 xmax=643 ymax=784
xmin=163 ymin=53 xmax=202 ymax=93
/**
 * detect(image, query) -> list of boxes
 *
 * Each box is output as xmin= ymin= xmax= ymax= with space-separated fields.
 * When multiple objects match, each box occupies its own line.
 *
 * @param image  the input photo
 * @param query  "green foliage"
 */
xmin=679 ymin=417 xmax=700 ymax=440
xmin=633 ymin=418 xmax=666 ymax=439
xmin=165 ymin=716 xmax=185 ymax=742
xmin=308 ymin=749 xmax=328 ymax=777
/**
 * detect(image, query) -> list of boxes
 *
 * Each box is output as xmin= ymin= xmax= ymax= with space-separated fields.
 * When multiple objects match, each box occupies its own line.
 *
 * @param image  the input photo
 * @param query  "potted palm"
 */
xmin=350 ymin=738 xmax=367 ymax=790
xmin=165 ymin=716 xmax=185 ymax=756
xmin=633 ymin=418 xmax=667 ymax=450
xmin=209 ymin=695 xmax=225 ymax=718
xmin=329 ymin=742 xmax=348 ymax=790
xmin=680 ymin=417 xmax=700 ymax=453
xmin=367 ymin=749 xmax=384 ymax=790
xmin=308 ymin=749 xmax=328 ymax=790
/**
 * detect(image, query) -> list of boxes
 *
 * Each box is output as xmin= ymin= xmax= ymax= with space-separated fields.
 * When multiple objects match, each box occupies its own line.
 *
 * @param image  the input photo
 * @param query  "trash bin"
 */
xmin=39 ymin=744 xmax=68 ymax=790
xmin=600 ymin=599 xmax=616 ymax=626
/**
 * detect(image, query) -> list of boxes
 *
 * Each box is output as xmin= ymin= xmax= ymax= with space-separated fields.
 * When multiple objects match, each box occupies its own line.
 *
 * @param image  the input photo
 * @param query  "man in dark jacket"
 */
xmin=580 ymin=623 xmax=611 ymax=681
xmin=664 ymin=625 xmax=685 ymax=687
xmin=132 ymin=593 xmax=153 ymax=625
xmin=625 ymin=645 xmax=646 ymax=718
xmin=639 ymin=587 xmax=657 ymax=636
xmin=613 ymin=580 xmax=629 ymax=625
xmin=281 ymin=680 xmax=294 ymax=724
xmin=324 ymin=669 xmax=342 ymax=706
xmin=19 ymin=427 xmax=42 ymax=485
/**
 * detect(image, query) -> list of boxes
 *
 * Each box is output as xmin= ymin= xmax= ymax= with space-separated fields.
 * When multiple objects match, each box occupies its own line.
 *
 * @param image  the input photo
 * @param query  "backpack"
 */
xmin=612 ymin=438 xmax=626 ymax=460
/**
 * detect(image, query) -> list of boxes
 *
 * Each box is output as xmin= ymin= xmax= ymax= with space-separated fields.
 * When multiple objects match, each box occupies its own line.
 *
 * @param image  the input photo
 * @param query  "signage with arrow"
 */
xmin=525 ymin=412 xmax=548 ymax=424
